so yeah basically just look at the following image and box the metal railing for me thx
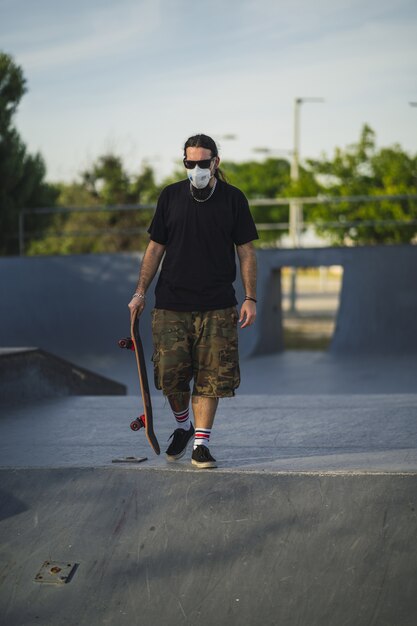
[18,194,417,255]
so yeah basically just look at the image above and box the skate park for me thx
[1,246,417,626]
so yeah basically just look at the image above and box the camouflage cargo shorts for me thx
[151,307,240,398]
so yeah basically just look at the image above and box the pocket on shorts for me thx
[152,309,187,352]
[151,312,193,394]
[218,323,240,392]
[194,308,240,395]
[151,349,162,390]
[155,325,188,354]
[218,346,240,387]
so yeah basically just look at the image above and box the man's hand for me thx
[239,300,256,328]
[128,294,145,321]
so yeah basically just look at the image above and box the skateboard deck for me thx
[118,315,160,455]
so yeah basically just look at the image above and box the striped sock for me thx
[193,428,211,449]
[173,407,191,431]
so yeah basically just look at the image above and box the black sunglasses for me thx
[183,157,214,169]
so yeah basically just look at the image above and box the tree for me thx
[27,155,162,255]
[223,157,321,246]
[307,125,417,244]
[0,51,57,255]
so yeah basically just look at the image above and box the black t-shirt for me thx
[147,178,258,311]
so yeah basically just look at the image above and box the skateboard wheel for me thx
[130,416,146,431]
[118,338,134,350]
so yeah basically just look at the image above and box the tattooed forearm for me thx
[135,240,166,294]
[236,242,257,298]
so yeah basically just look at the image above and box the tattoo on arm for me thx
[136,241,166,294]
[236,242,257,298]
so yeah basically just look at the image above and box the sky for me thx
[1,0,417,184]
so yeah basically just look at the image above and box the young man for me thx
[128,134,258,469]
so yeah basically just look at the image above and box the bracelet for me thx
[132,293,145,300]
[245,296,257,303]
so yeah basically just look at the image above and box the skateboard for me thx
[118,315,160,455]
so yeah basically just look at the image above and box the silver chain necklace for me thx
[190,178,217,202]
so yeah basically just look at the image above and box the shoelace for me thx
[167,427,188,443]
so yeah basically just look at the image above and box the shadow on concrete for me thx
[0,468,416,626]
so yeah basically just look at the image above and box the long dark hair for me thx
[183,134,227,182]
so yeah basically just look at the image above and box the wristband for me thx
[132,293,145,300]
[245,296,257,303]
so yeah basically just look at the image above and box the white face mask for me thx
[187,164,212,189]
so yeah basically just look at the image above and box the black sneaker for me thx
[191,445,217,469]
[166,424,195,461]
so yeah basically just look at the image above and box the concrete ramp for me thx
[1,393,417,625]
[0,347,126,401]
[0,253,249,393]
[0,254,147,390]
[1,246,416,394]
[255,245,417,355]
[1,467,416,626]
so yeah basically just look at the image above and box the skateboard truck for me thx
[118,337,134,351]
[130,415,146,431]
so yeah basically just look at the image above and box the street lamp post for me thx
[289,97,324,246]
[289,97,324,313]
